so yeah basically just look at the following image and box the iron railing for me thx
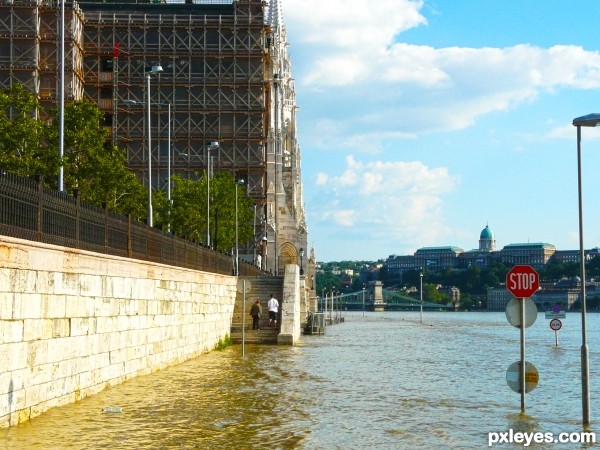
[0,171,267,277]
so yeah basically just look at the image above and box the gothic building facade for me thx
[0,0,309,278]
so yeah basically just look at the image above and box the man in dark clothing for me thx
[250,300,262,330]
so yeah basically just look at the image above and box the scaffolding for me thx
[0,1,85,107]
[80,0,268,203]
[0,0,309,277]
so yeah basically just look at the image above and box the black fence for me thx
[0,171,267,277]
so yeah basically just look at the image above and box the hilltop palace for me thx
[386,225,600,311]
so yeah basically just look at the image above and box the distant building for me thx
[386,224,598,276]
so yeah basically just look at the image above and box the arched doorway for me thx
[278,242,298,273]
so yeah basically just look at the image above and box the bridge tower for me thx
[368,280,385,312]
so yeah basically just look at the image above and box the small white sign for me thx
[549,318,562,331]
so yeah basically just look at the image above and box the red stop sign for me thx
[506,265,539,298]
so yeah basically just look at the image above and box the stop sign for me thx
[506,265,539,298]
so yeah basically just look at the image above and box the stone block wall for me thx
[0,236,237,428]
[278,264,301,345]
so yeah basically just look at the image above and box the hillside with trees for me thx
[317,257,600,311]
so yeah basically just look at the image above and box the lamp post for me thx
[571,113,600,425]
[362,284,366,318]
[235,178,245,276]
[299,247,304,275]
[58,0,65,192]
[145,65,163,227]
[206,141,219,248]
[124,98,171,230]
[165,102,171,232]
[420,269,423,324]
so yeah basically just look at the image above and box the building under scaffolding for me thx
[0,0,312,281]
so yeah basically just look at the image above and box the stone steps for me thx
[230,276,284,344]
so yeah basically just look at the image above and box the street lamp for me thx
[145,65,163,227]
[124,98,171,231]
[362,284,366,318]
[235,178,245,275]
[58,0,65,192]
[420,269,423,324]
[299,247,304,275]
[206,141,219,248]
[571,113,600,425]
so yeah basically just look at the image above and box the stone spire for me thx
[267,0,284,31]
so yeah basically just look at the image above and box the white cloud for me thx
[284,1,600,135]
[311,156,458,250]
[314,172,329,185]
[285,0,426,50]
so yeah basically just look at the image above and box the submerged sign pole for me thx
[520,296,526,411]
[505,265,540,413]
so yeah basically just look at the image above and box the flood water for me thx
[2,311,600,449]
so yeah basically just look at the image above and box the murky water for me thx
[2,311,600,449]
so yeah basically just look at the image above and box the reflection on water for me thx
[1,312,600,449]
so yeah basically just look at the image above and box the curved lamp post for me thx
[235,178,245,275]
[145,65,163,227]
[299,247,304,275]
[124,97,171,230]
[571,113,600,425]
[206,141,219,247]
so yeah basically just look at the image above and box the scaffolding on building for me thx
[0,0,309,277]
[0,0,85,108]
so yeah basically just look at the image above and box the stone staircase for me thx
[230,276,284,344]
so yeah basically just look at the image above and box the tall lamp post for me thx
[299,247,304,275]
[58,0,65,192]
[362,284,366,318]
[206,141,219,248]
[235,178,245,275]
[419,269,424,324]
[145,65,163,227]
[572,113,600,425]
[124,98,171,230]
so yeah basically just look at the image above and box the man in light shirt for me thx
[267,294,279,328]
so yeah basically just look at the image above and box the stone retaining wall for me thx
[0,236,236,428]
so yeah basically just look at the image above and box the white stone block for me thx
[34,271,55,295]
[0,268,11,293]
[0,319,22,344]
[42,294,67,319]
[23,319,52,341]
[11,293,42,320]
[70,317,96,336]
[79,274,103,297]
[60,272,80,295]
[3,342,27,372]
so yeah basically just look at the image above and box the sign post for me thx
[237,279,252,358]
[550,318,562,346]
[505,265,540,413]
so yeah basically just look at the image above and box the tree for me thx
[168,172,254,251]
[45,99,146,216]
[0,84,58,179]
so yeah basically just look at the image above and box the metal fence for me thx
[0,171,267,277]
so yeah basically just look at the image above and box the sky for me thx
[281,0,600,262]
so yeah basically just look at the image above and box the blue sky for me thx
[282,0,600,262]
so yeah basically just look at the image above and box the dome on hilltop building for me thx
[479,225,496,252]
[480,225,494,240]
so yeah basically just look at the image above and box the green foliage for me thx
[168,172,254,250]
[0,84,58,179]
[315,260,376,294]
[0,84,259,246]
[422,283,448,303]
[45,99,147,216]
[214,334,233,351]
